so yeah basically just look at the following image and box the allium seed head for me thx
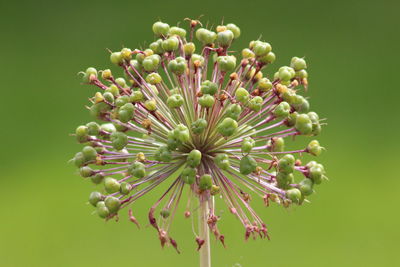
[72,18,327,252]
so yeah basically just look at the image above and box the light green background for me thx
[1,0,399,266]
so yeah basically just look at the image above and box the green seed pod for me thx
[82,146,97,161]
[242,48,255,59]
[295,114,313,135]
[104,177,121,194]
[76,125,89,143]
[290,57,307,71]
[258,52,276,64]
[82,67,97,82]
[128,161,146,178]
[276,172,294,189]
[167,131,183,150]
[235,87,249,103]
[278,154,295,174]
[121,48,132,60]
[308,165,324,184]
[278,66,295,81]
[217,55,237,72]
[286,188,302,203]
[274,102,291,117]
[146,72,162,85]
[130,90,144,102]
[266,137,285,152]
[187,149,202,167]
[299,179,314,196]
[215,153,230,170]
[240,155,257,175]
[217,118,238,137]
[105,84,120,96]
[149,39,165,55]
[96,201,110,218]
[115,77,127,88]
[200,80,218,95]
[115,95,130,107]
[152,21,170,36]
[155,145,172,162]
[241,137,255,154]
[292,95,310,112]
[252,41,272,57]
[226,23,241,39]
[191,54,205,67]
[90,102,111,118]
[296,69,308,79]
[120,182,132,195]
[105,196,121,213]
[307,140,323,156]
[257,78,273,91]
[167,94,184,108]
[199,94,215,108]
[73,152,86,167]
[79,166,93,177]
[183,42,195,55]
[142,54,161,72]
[100,123,116,134]
[286,111,298,127]
[249,96,263,112]
[102,92,114,103]
[91,172,104,184]
[226,104,242,120]
[210,185,221,195]
[110,132,128,150]
[181,167,196,184]
[144,99,157,111]
[195,28,217,45]
[169,26,186,38]
[191,119,207,134]
[168,57,187,75]
[162,36,179,52]
[110,52,123,65]
[172,124,190,143]
[118,103,135,123]
[199,174,212,190]
[160,209,170,218]
[89,191,103,207]
[217,30,234,47]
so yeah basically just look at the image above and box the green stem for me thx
[199,199,211,267]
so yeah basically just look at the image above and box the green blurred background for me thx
[1,0,399,266]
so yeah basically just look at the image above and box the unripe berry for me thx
[187,149,202,167]
[217,30,234,47]
[214,153,230,170]
[235,87,249,103]
[241,137,255,154]
[167,94,184,108]
[217,118,238,137]
[104,177,121,194]
[162,36,179,52]
[240,155,257,175]
[152,21,170,36]
[226,23,241,38]
[295,114,313,135]
[191,119,207,134]
[155,145,172,162]
[96,201,110,218]
[168,57,187,75]
[217,55,237,72]
[195,28,217,45]
[274,102,291,117]
[110,132,128,150]
[128,161,146,178]
[105,196,121,213]
[146,72,162,85]
[89,191,102,207]
[249,96,263,112]
[181,167,196,184]
[200,80,218,95]
[199,94,215,108]
[286,188,302,203]
[199,174,212,190]
[169,26,186,38]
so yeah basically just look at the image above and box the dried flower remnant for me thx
[72,18,327,253]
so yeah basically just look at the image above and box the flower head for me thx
[72,18,326,251]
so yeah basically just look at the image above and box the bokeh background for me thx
[1,0,399,266]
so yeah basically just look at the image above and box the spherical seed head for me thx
[72,18,327,249]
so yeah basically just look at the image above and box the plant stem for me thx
[199,198,211,267]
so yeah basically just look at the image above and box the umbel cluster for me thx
[72,19,326,250]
